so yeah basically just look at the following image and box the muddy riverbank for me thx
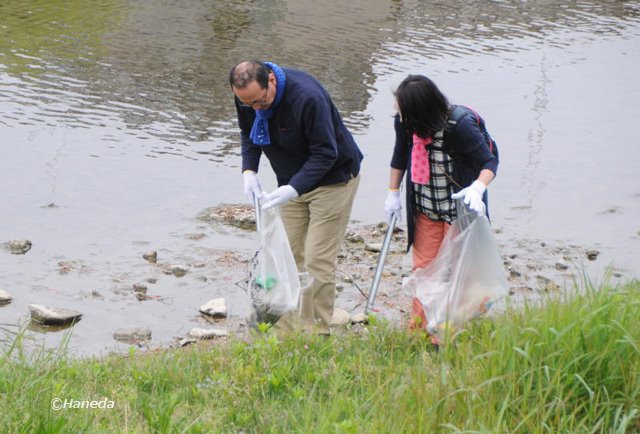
[2,202,625,358]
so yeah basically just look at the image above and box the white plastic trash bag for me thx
[403,200,509,343]
[248,207,301,325]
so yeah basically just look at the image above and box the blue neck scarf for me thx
[249,62,286,145]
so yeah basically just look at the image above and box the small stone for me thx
[199,298,227,318]
[0,290,13,305]
[197,204,255,230]
[392,225,404,234]
[364,242,403,254]
[345,231,364,243]
[586,250,599,261]
[133,284,147,294]
[555,262,569,271]
[350,313,368,324]
[600,207,620,214]
[331,308,351,326]
[169,265,188,277]
[132,284,148,300]
[188,327,229,340]
[142,251,158,263]
[536,275,559,291]
[28,304,82,325]
[536,275,552,284]
[365,243,382,253]
[186,233,206,241]
[58,260,78,274]
[7,240,32,255]
[179,338,197,347]
[113,327,152,343]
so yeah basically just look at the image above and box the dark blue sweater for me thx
[390,105,499,248]
[236,68,363,195]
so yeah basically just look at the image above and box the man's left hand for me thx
[262,185,299,210]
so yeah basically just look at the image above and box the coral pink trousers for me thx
[408,212,450,330]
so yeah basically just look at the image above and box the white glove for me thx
[262,185,299,210]
[451,180,486,216]
[384,189,402,224]
[243,170,262,202]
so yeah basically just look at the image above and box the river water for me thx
[1,0,639,357]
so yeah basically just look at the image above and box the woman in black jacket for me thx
[384,74,499,329]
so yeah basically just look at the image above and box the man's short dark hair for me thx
[229,60,271,89]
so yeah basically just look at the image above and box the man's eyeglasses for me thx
[239,84,269,108]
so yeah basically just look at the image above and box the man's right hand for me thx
[243,170,262,202]
[384,189,402,224]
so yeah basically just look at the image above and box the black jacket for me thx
[236,67,363,195]
[390,105,499,249]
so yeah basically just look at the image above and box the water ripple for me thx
[1,0,639,161]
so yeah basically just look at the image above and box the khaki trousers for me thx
[279,175,360,334]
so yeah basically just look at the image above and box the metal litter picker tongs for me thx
[253,194,262,237]
[364,211,398,315]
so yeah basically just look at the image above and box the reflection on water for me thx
[1,0,638,160]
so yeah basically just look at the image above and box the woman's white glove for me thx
[262,185,299,210]
[451,180,486,216]
[243,170,262,202]
[384,189,402,224]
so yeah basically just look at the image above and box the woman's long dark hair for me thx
[394,75,449,138]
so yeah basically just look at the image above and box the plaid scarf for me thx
[413,130,456,222]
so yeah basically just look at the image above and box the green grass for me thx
[1,279,639,433]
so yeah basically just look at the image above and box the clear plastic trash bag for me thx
[403,199,509,343]
[247,207,301,325]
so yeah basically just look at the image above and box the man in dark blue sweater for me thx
[230,60,363,334]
